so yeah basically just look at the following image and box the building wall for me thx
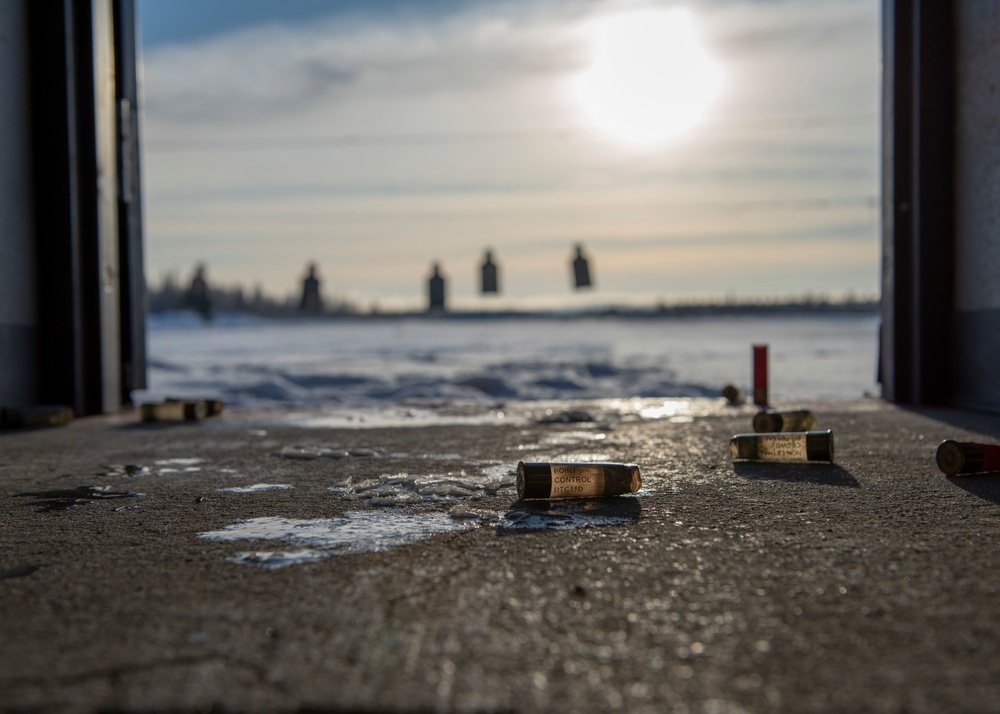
[953,0,1000,409]
[0,0,37,406]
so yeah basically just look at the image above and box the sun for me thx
[575,8,723,144]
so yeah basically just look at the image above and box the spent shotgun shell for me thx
[935,440,1000,476]
[721,384,743,405]
[753,409,817,433]
[169,396,224,416]
[752,344,768,407]
[517,461,642,500]
[139,400,207,422]
[0,405,74,429]
[730,430,834,463]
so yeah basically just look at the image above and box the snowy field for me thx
[142,312,880,407]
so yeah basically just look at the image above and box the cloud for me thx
[142,3,589,124]
[711,3,876,54]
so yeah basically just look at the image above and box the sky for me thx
[138,0,880,311]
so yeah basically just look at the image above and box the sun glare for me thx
[576,8,723,144]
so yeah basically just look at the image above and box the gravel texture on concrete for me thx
[2,398,1000,713]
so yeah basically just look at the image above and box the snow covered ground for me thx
[141,312,879,407]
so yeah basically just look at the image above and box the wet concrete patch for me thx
[552,452,614,463]
[0,564,40,580]
[273,446,389,460]
[227,550,329,569]
[498,498,642,533]
[506,428,609,454]
[270,404,527,430]
[103,464,151,477]
[536,409,595,424]
[539,430,608,446]
[200,511,477,566]
[638,400,695,421]
[15,486,144,513]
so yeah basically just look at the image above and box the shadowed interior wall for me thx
[953,1,1000,411]
[0,0,37,406]
[24,0,145,416]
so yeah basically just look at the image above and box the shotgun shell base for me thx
[721,385,743,405]
[517,462,642,500]
[936,440,1000,476]
[753,409,817,433]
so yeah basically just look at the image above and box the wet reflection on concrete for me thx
[227,549,330,569]
[153,458,205,474]
[733,462,859,488]
[102,464,151,477]
[273,446,388,460]
[0,564,40,580]
[15,486,145,513]
[498,498,642,533]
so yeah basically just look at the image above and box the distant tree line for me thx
[146,268,878,320]
[147,270,362,318]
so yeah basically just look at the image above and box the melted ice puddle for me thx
[227,550,329,569]
[200,511,476,567]
[154,457,206,474]
[217,484,293,493]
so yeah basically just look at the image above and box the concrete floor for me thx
[2,398,1000,713]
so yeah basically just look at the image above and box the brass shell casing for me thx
[168,396,224,416]
[0,405,74,429]
[139,400,207,422]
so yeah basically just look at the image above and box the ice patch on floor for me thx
[273,405,525,430]
[152,457,206,474]
[103,464,152,477]
[332,466,517,505]
[200,511,477,563]
[539,430,608,446]
[550,452,614,463]
[217,484,293,493]
[227,550,329,569]
[273,445,387,460]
